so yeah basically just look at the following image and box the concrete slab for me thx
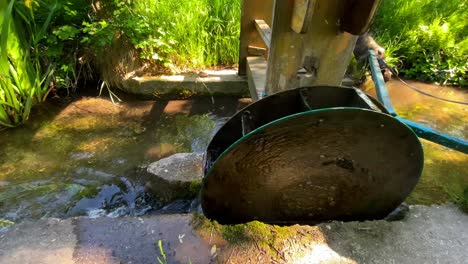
[74,215,212,264]
[120,70,249,98]
[0,218,75,264]
[0,205,466,264]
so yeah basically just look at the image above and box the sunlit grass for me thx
[131,0,240,69]
[0,0,56,127]
[372,0,468,85]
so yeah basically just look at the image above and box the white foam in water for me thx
[107,207,129,218]
[87,209,107,218]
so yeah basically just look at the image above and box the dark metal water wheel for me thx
[202,86,423,225]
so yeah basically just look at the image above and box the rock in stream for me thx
[145,153,204,202]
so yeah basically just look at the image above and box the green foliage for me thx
[0,0,55,127]
[462,187,468,213]
[372,0,468,86]
[157,240,167,264]
[64,0,240,70]
[37,0,90,91]
[0,219,15,228]
[97,0,241,68]
[32,0,240,90]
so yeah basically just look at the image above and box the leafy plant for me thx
[82,0,240,69]
[157,240,167,264]
[372,0,468,86]
[0,0,56,127]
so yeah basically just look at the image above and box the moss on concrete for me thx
[461,187,468,213]
[192,214,315,261]
[188,180,202,198]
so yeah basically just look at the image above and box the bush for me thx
[41,0,240,88]
[0,0,55,127]
[372,0,468,86]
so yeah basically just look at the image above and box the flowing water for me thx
[0,80,467,225]
[362,79,468,206]
[0,94,250,223]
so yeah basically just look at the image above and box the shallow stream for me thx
[362,79,467,205]
[0,80,467,224]
[0,95,250,222]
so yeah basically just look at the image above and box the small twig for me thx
[209,226,214,244]
[253,239,264,254]
[269,244,287,263]
[225,248,235,264]
[73,104,95,113]
[270,258,280,264]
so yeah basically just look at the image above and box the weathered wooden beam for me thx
[254,19,272,48]
[238,0,274,76]
[341,0,381,35]
[246,56,267,101]
[248,45,267,56]
[290,0,317,33]
[265,0,360,94]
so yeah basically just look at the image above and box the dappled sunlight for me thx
[164,100,193,115]
[407,140,468,205]
[145,143,179,160]
[194,218,359,263]
[0,96,239,221]
[423,139,468,163]
[0,248,75,264]
[363,79,467,139]
[76,136,115,153]
[197,76,222,82]
[159,75,185,82]
[297,244,357,264]
[362,79,467,205]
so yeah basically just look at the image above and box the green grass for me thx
[135,0,240,69]
[81,0,240,70]
[372,0,468,85]
[0,0,55,127]
[137,0,241,68]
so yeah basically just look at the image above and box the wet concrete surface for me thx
[0,218,75,264]
[0,204,466,264]
[73,215,213,264]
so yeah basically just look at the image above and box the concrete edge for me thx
[119,70,249,98]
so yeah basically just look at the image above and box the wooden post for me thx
[265,0,361,95]
[238,0,274,75]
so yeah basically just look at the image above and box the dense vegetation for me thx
[0,0,240,126]
[372,0,468,86]
[1,0,467,126]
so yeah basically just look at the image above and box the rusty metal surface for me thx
[202,86,423,225]
[204,86,389,169]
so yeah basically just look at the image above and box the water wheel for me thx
[202,86,423,224]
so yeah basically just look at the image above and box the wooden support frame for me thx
[240,0,381,98]
[254,19,272,48]
[265,0,359,95]
[290,0,316,33]
[238,0,274,75]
